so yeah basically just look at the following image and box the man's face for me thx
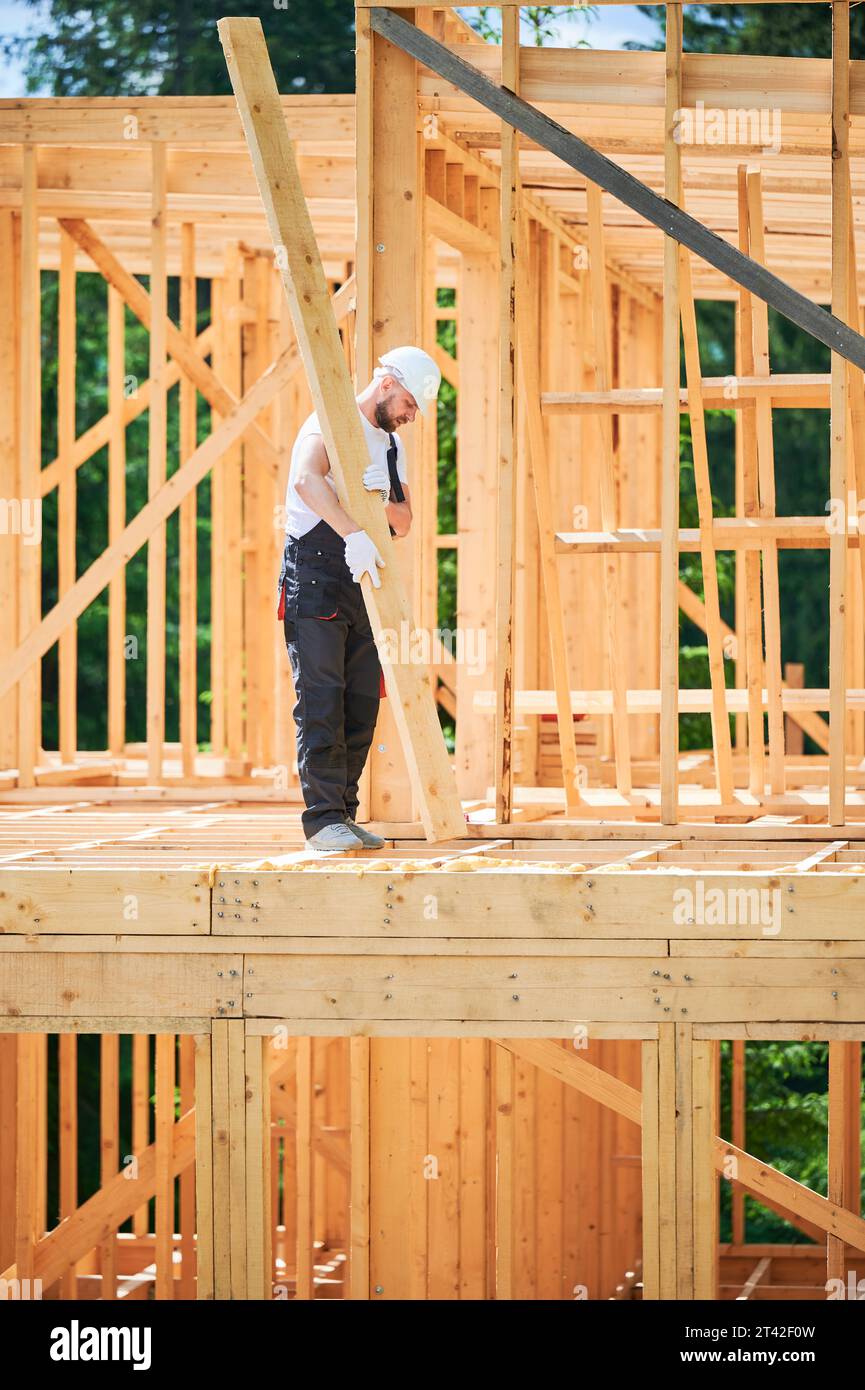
[374,377,419,431]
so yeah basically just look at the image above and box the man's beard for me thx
[374,399,400,432]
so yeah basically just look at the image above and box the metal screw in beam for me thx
[217,971,223,978]
[512,994,520,1001]
[376,244,385,253]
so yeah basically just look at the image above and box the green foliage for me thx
[468,6,597,47]
[719,1042,864,1242]
[3,0,356,96]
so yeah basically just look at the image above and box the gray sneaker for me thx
[344,817,385,850]
[307,822,365,853]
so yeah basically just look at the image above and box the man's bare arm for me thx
[293,434,362,538]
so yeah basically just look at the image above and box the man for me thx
[278,346,442,852]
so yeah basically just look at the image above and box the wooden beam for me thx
[737,166,768,796]
[146,143,168,783]
[179,223,197,779]
[57,225,77,765]
[661,6,682,822]
[494,5,519,823]
[218,16,464,842]
[587,185,633,796]
[515,217,581,813]
[18,146,40,788]
[107,287,126,758]
[678,241,734,801]
[831,2,851,824]
[746,171,786,796]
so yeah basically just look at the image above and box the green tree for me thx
[634,3,865,58]
[3,0,356,95]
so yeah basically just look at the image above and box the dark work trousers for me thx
[278,520,382,839]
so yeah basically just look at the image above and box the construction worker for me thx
[278,346,442,852]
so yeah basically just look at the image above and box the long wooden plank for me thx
[494,6,519,824]
[99,1032,120,1299]
[586,185,633,797]
[736,167,767,794]
[18,146,40,788]
[147,144,168,783]
[0,210,19,773]
[107,287,126,758]
[498,1037,640,1124]
[678,244,734,801]
[179,223,197,779]
[692,1039,719,1299]
[295,1035,313,1299]
[746,171,786,795]
[193,1034,214,1299]
[58,1033,77,1298]
[369,7,865,372]
[660,7,682,823]
[514,218,581,813]
[640,1040,660,1299]
[218,16,463,842]
[154,1032,175,1298]
[494,1042,514,1298]
[349,1036,370,1299]
[57,226,77,765]
[830,2,851,824]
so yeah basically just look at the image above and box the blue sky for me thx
[0,2,659,97]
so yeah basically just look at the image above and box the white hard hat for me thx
[376,345,441,417]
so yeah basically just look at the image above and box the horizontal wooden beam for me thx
[371,7,865,371]
[473,687,865,714]
[555,519,856,552]
[543,376,832,414]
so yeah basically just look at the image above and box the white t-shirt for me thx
[284,404,408,539]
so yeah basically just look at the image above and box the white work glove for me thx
[344,530,385,588]
[363,460,390,502]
